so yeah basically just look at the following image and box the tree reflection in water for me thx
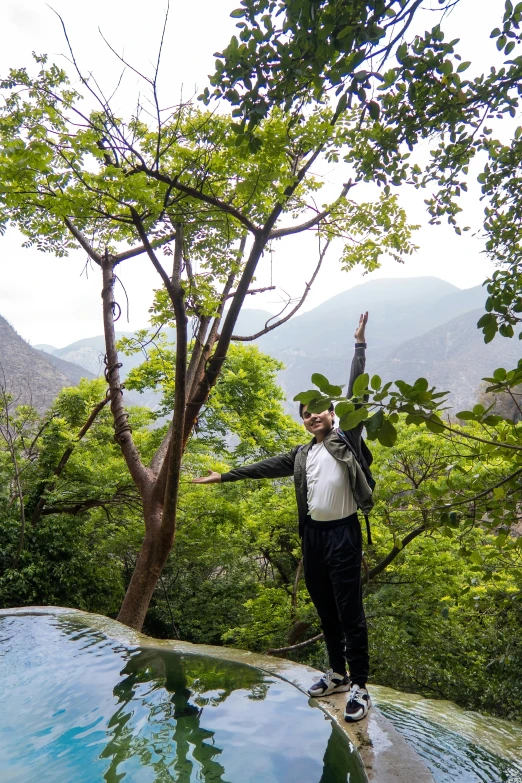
[99,650,269,782]
[98,648,356,783]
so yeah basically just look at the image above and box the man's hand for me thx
[192,470,221,484]
[354,311,368,343]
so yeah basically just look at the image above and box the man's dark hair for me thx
[299,402,335,418]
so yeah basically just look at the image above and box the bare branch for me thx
[266,633,324,656]
[266,523,428,656]
[113,231,176,265]
[134,165,260,235]
[225,285,275,300]
[130,207,176,301]
[153,226,188,533]
[182,235,251,444]
[231,238,331,341]
[63,218,103,265]
[432,467,522,511]
[268,182,352,239]
[366,525,426,581]
[420,414,522,452]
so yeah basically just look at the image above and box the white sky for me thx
[0,0,513,347]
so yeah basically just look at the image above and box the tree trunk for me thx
[116,503,172,630]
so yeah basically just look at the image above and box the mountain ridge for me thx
[0,315,96,411]
[31,277,511,414]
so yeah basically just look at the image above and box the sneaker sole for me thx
[308,683,352,698]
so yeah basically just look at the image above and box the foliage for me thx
[209,0,522,350]
[205,0,458,142]
[124,340,303,458]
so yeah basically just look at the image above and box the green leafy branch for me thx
[293,363,522,453]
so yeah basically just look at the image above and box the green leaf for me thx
[335,401,355,417]
[413,377,429,392]
[370,374,382,391]
[293,390,321,403]
[493,367,507,381]
[352,373,369,397]
[484,326,497,344]
[365,408,384,436]
[337,24,353,40]
[483,414,503,425]
[425,414,444,433]
[499,323,514,338]
[230,9,246,18]
[457,61,471,72]
[339,407,368,430]
[306,397,333,414]
[311,373,329,391]
[335,93,348,115]
[311,373,342,396]
[456,411,476,421]
[377,418,397,447]
[441,607,450,619]
[395,380,412,395]
[477,313,495,328]
[368,100,380,120]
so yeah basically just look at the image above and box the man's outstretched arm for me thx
[192,449,298,485]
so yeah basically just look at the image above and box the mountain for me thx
[378,309,522,412]
[32,277,518,415]
[36,331,172,412]
[258,277,461,365]
[0,315,96,411]
[36,332,136,377]
[252,278,496,410]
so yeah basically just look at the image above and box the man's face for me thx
[302,405,335,438]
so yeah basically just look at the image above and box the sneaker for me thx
[308,669,351,698]
[344,684,371,722]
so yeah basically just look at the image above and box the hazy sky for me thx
[0,0,511,347]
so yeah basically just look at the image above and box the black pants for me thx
[302,513,369,686]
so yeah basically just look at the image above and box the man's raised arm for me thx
[347,311,368,399]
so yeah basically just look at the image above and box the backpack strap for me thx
[363,513,373,547]
[336,428,374,546]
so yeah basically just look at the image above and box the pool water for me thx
[0,613,364,783]
[375,697,522,783]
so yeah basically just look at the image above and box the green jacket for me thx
[221,344,374,528]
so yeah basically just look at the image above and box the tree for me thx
[0,15,421,629]
[0,370,41,566]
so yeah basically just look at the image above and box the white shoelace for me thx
[314,668,334,687]
[346,684,363,703]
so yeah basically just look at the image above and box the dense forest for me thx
[0,0,521,728]
[1,341,521,721]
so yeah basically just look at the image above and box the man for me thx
[193,313,373,722]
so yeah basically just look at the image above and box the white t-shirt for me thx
[306,442,357,521]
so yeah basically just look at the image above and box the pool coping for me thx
[0,606,434,783]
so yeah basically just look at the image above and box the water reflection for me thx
[0,614,363,783]
[99,648,265,782]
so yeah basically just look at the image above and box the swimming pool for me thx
[0,611,365,782]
